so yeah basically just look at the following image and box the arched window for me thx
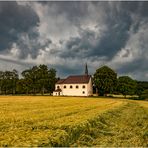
[76,85,79,89]
[57,86,60,89]
[64,85,66,88]
[82,91,85,94]
[70,85,73,89]
[82,85,85,89]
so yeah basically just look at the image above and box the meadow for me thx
[0,96,147,147]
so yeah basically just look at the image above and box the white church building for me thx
[53,64,93,96]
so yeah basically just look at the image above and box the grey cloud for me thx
[52,1,148,80]
[0,1,51,59]
[119,1,148,18]
[55,64,84,78]
[0,57,31,67]
[40,1,90,24]
[116,57,148,81]
[0,2,39,50]
[57,10,132,60]
[121,49,130,58]
[0,1,148,80]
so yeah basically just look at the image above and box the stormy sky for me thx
[0,1,148,80]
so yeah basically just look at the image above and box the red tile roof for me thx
[56,75,91,84]
[56,79,66,84]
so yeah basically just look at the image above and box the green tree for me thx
[0,71,4,95]
[12,69,19,94]
[3,71,13,94]
[141,89,148,99]
[38,64,49,95]
[94,66,117,96]
[16,79,30,94]
[117,76,137,98]
[21,65,57,95]
[135,81,144,98]
[22,69,33,94]
[48,68,57,95]
[0,70,18,95]
[21,66,39,95]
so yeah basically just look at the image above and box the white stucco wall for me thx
[86,77,93,96]
[62,84,87,96]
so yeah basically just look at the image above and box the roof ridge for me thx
[56,74,91,84]
[68,74,91,77]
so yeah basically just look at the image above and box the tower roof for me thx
[85,63,88,75]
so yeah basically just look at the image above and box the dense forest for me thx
[0,65,57,95]
[0,65,148,99]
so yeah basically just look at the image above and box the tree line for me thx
[93,66,148,99]
[0,65,57,95]
[0,64,147,99]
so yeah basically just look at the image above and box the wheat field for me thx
[0,96,147,147]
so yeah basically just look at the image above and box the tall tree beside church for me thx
[48,68,57,95]
[94,66,117,96]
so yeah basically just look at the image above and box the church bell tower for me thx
[85,63,88,75]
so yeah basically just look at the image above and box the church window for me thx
[82,91,85,94]
[70,85,73,89]
[82,85,85,88]
[57,86,60,89]
[76,85,79,89]
[64,85,66,88]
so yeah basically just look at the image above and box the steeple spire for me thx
[85,63,88,75]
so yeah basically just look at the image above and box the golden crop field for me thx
[0,96,147,147]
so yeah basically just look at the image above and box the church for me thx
[53,64,93,96]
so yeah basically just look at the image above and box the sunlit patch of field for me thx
[0,96,147,147]
[134,100,148,108]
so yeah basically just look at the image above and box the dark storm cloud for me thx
[0,1,52,59]
[54,2,148,59]
[0,2,39,50]
[118,58,147,74]
[40,1,89,23]
[55,64,83,78]
[59,29,98,59]
[119,1,148,18]
[49,1,148,80]
[57,2,133,60]
[0,1,148,80]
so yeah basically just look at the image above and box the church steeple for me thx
[85,63,88,75]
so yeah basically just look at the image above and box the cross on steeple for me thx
[85,63,88,75]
